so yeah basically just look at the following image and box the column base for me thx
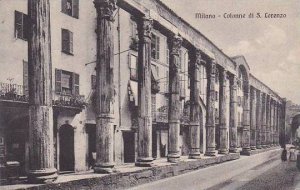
[229,147,238,153]
[135,157,153,167]
[167,153,181,163]
[205,149,217,157]
[256,145,262,149]
[189,152,201,159]
[218,149,229,154]
[241,147,251,156]
[250,146,257,150]
[27,168,57,184]
[94,163,115,174]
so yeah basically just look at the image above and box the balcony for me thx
[0,82,28,103]
[0,82,86,111]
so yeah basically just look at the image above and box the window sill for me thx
[62,51,74,56]
[61,11,79,19]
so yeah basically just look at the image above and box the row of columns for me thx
[249,88,282,150]
[26,0,285,183]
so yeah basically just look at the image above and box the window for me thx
[129,54,138,81]
[151,33,160,60]
[215,91,218,101]
[62,0,79,18]
[91,75,96,90]
[215,108,219,122]
[129,20,138,51]
[15,11,28,40]
[62,29,73,55]
[55,69,79,95]
[165,70,169,93]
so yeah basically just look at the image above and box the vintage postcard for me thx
[0,0,299,189]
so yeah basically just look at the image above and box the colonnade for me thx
[26,0,285,183]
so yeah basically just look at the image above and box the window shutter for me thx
[15,11,23,39]
[62,29,68,53]
[23,14,29,40]
[55,69,62,93]
[23,60,29,97]
[62,0,67,13]
[72,0,79,18]
[156,36,160,60]
[72,73,79,95]
[69,30,73,54]
[91,75,96,90]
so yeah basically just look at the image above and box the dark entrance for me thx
[86,124,96,169]
[123,131,135,163]
[59,124,74,172]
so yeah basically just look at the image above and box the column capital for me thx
[94,0,116,21]
[170,34,183,56]
[140,16,153,42]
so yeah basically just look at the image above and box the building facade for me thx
[0,0,286,183]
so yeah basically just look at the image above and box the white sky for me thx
[161,0,300,104]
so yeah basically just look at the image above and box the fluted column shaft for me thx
[256,91,262,149]
[135,17,154,166]
[265,95,270,146]
[261,94,267,148]
[28,0,57,183]
[189,49,202,159]
[94,0,116,173]
[205,60,217,156]
[229,76,238,153]
[219,69,229,154]
[241,83,251,155]
[168,35,182,162]
[270,99,274,146]
[250,88,257,150]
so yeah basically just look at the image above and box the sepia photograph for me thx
[0,0,299,189]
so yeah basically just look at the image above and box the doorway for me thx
[123,131,135,163]
[59,124,74,172]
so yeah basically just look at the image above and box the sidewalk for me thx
[1,147,281,190]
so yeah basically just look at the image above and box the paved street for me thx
[130,150,300,190]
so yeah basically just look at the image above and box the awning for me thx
[128,81,138,106]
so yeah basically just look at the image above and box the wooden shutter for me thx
[15,11,23,39]
[23,60,29,96]
[91,75,96,90]
[72,0,79,18]
[55,69,62,93]
[23,14,29,40]
[69,30,73,54]
[62,29,68,53]
[62,0,67,14]
[72,73,79,95]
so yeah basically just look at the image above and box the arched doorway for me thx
[291,114,300,143]
[59,124,74,172]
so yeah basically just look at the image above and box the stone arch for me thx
[59,124,75,172]
[291,114,300,141]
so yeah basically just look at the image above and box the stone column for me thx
[256,90,262,149]
[261,94,267,148]
[27,0,57,183]
[94,0,116,173]
[277,103,280,145]
[205,60,217,156]
[250,87,256,150]
[274,102,278,145]
[265,95,270,147]
[135,17,154,166]
[218,69,229,154]
[270,99,274,146]
[189,49,202,159]
[168,34,182,162]
[229,75,238,153]
[241,83,251,155]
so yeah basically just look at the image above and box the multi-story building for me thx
[0,0,286,183]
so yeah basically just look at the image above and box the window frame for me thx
[61,0,79,19]
[61,28,74,55]
[15,10,28,41]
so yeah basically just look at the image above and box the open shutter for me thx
[23,14,29,40]
[72,73,79,95]
[62,29,68,53]
[15,11,23,39]
[72,0,79,18]
[23,60,29,96]
[91,75,96,90]
[69,30,73,54]
[55,69,62,94]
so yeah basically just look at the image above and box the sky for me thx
[161,0,300,104]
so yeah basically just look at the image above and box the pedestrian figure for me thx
[281,148,287,161]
